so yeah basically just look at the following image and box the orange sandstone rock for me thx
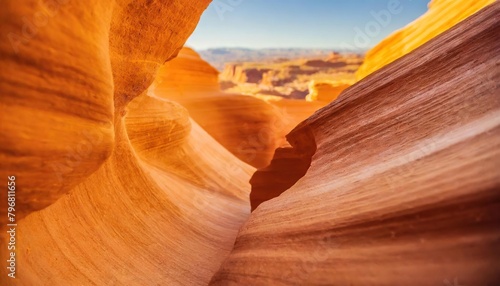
[0,0,211,220]
[153,47,220,99]
[306,80,353,102]
[220,54,363,100]
[356,0,496,79]
[0,0,261,285]
[152,47,326,168]
[214,4,500,285]
[10,101,252,284]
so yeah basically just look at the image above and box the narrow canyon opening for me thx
[1,0,498,285]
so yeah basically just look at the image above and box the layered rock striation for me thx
[153,47,326,168]
[215,3,500,284]
[0,0,211,221]
[356,0,496,79]
[1,0,498,285]
[0,0,259,285]
[220,54,363,100]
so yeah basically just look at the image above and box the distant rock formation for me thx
[220,54,363,100]
[153,47,326,168]
[326,51,342,62]
[356,0,495,79]
[216,4,500,284]
[304,59,347,69]
[220,64,270,84]
[199,48,341,71]
[306,80,353,102]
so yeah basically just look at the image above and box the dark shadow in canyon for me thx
[250,125,317,211]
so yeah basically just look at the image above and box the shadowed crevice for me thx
[249,125,317,211]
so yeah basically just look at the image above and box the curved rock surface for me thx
[153,47,326,168]
[356,0,495,79]
[0,0,210,221]
[5,94,253,285]
[215,4,500,285]
[0,0,258,285]
[153,47,220,98]
[1,0,498,285]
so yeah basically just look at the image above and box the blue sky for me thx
[186,0,430,50]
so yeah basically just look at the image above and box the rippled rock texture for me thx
[0,0,258,285]
[219,3,500,284]
[153,47,325,168]
[1,0,498,285]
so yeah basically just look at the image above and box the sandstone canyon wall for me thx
[216,3,500,284]
[356,0,496,79]
[152,47,326,168]
[0,0,498,285]
[0,0,260,285]
[0,0,210,221]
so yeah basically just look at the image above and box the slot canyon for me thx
[0,0,499,285]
